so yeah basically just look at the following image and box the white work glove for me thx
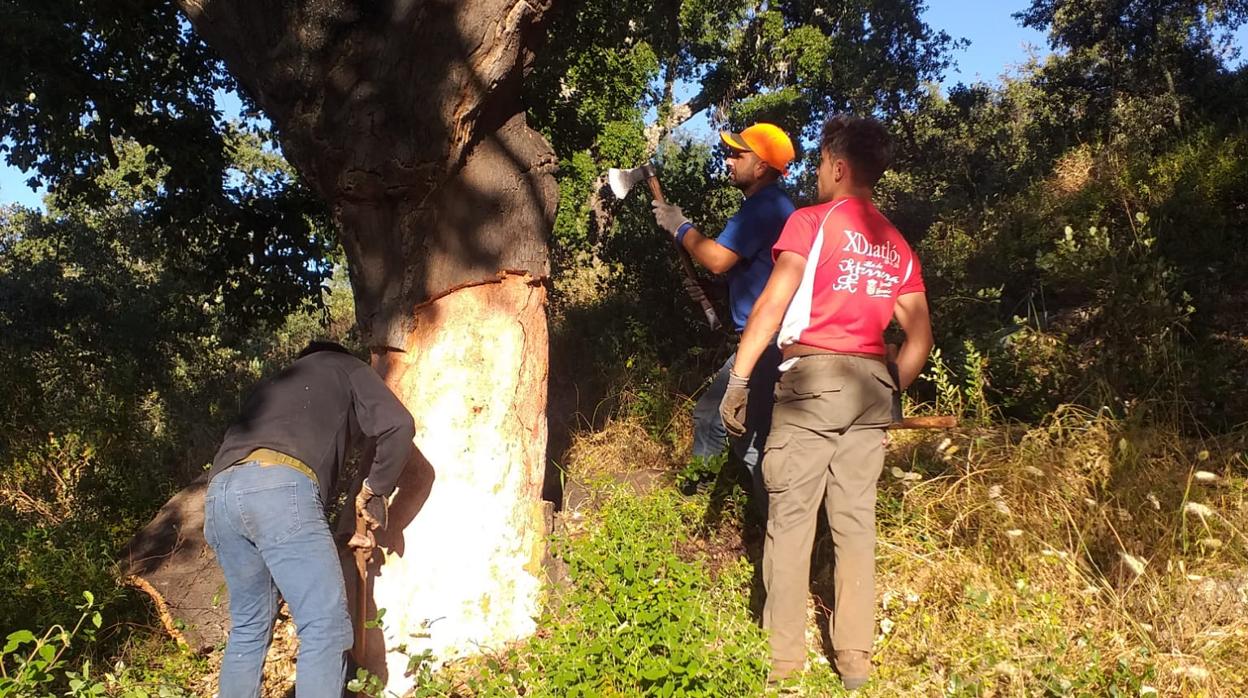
[652,200,691,236]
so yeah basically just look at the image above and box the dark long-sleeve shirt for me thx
[210,350,415,502]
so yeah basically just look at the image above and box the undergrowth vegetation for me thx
[343,390,1248,697]
[4,0,1248,695]
[865,407,1248,696]
[448,487,769,697]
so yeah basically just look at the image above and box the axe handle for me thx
[351,509,370,665]
[646,175,722,330]
[888,416,959,429]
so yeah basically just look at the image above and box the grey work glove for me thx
[355,480,388,532]
[720,371,750,438]
[652,200,691,236]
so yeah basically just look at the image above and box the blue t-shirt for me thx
[716,183,796,331]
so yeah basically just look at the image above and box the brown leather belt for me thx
[781,343,886,364]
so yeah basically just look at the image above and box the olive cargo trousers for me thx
[761,354,895,668]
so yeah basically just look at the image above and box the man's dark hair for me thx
[819,115,893,187]
[297,340,354,359]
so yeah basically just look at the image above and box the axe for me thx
[348,508,372,665]
[607,163,722,330]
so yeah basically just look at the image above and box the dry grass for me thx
[558,401,1248,696]
[856,406,1248,696]
[562,417,674,480]
[1050,145,1096,196]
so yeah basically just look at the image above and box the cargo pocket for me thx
[774,364,844,404]
[762,431,796,493]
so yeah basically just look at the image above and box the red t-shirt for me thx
[772,196,925,355]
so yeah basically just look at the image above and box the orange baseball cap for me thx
[720,123,796,175]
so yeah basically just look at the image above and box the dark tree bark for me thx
[177,0,557,347]
[126,1,559,691]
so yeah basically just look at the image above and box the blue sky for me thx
[928,2,1048,85]
[2,3,1242,209]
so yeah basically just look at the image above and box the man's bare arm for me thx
[892,292,934,389]
[731,251,806,377]
[681,226,741,274]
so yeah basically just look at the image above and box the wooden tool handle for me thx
[888,415,959,429]
[646,175,722,330]
[351,508,370,664]
[646,174,666,204]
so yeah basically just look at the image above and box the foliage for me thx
[0,0,228,201]
[676,452,729,492]
[432,486,769,697]
[385,402,1248,697]
[1,592,103,697]
[0,2,335,328]
[517,489,767,696]
[346,616,443,698]
[1016,0,1248,134]
[0,592,195,698]
[882,36,1248,422]
[913,343,994,426]
[0,3,336,668]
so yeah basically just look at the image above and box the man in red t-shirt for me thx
[720,115,934,689]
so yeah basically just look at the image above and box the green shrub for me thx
[460,487,768,697]
[0,592,194,698]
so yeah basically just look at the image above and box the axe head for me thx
[607,163,656,199]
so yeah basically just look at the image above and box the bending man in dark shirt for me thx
[205,341,415,698]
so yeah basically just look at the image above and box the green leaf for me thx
[3,629,36,653]
[641,663,669,681]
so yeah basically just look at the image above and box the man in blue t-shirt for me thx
[652,123,796,514]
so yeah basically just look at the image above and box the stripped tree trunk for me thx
[125,0,558,692]
[352,275,550,685]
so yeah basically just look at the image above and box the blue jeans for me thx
[204,462,353,698]
[692,344,782,511]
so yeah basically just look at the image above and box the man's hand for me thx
[347,529,375,551]
[886,343,903,424]
[720,371,750,438]
[652,200,691,236]
[355,481,388,531]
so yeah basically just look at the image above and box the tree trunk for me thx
[125,0,560,691]
[349,275,551,689]
[172,0,557,342]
